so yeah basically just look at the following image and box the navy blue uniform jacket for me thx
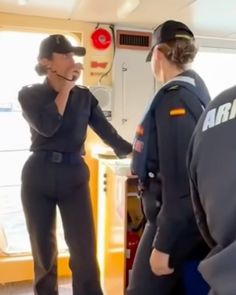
[132,70,210,253]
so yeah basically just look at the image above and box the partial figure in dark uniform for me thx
[18,34,132,295]
[126,20,211,295]
[187,85,236,295]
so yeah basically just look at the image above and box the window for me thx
[0,31,82,255]
[193,47,236,98]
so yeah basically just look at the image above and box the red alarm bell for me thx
[91,28,112,50]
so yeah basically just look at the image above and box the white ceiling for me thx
[1,0,236,40]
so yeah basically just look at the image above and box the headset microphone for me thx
[47,67,77,81]
[55,73,77,82]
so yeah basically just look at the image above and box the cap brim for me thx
[73,46,86,57]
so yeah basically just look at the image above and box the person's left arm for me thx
[150,89,199,275]
[89,93,132,158]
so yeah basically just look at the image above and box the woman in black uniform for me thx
[127,20,210,295]
[18,34,132,295]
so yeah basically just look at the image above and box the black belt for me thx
[33,150,83,164]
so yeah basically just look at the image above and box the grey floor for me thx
[0,278,72,295]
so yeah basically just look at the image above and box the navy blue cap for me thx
[146,20,194,62]
[38,34,86,59]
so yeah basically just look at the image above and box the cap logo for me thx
[175,34,192,40]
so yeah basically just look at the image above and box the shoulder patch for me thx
[23,83,42,89]
[77,85,89,90]
[20,84,40,92]
[25,84,34,88]
[166,85,180,92]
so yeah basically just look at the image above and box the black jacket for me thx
[187,85,236,295]
[18,81,132,157]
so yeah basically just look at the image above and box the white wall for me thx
[111,48,155,142]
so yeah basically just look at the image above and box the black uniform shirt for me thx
[187,85,236,295]
[18,81,132,157]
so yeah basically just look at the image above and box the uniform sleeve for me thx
[187,133,216,248]
[18,86,62,137]
[153,89,200,253]
[89,94,132,158]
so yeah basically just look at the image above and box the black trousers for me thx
[21,153,103,295]
[126,182,209,295]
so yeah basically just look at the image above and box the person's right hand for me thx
[126,152,133,158]
[150,248,174,276]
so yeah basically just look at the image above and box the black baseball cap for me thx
[38,34,86,59]
[146,20,194,62]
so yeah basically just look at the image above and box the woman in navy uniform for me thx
[127,20,210,295]
[187,85,236,295]
[18,34,132,295]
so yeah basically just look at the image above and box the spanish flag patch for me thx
[169,108,186,116]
